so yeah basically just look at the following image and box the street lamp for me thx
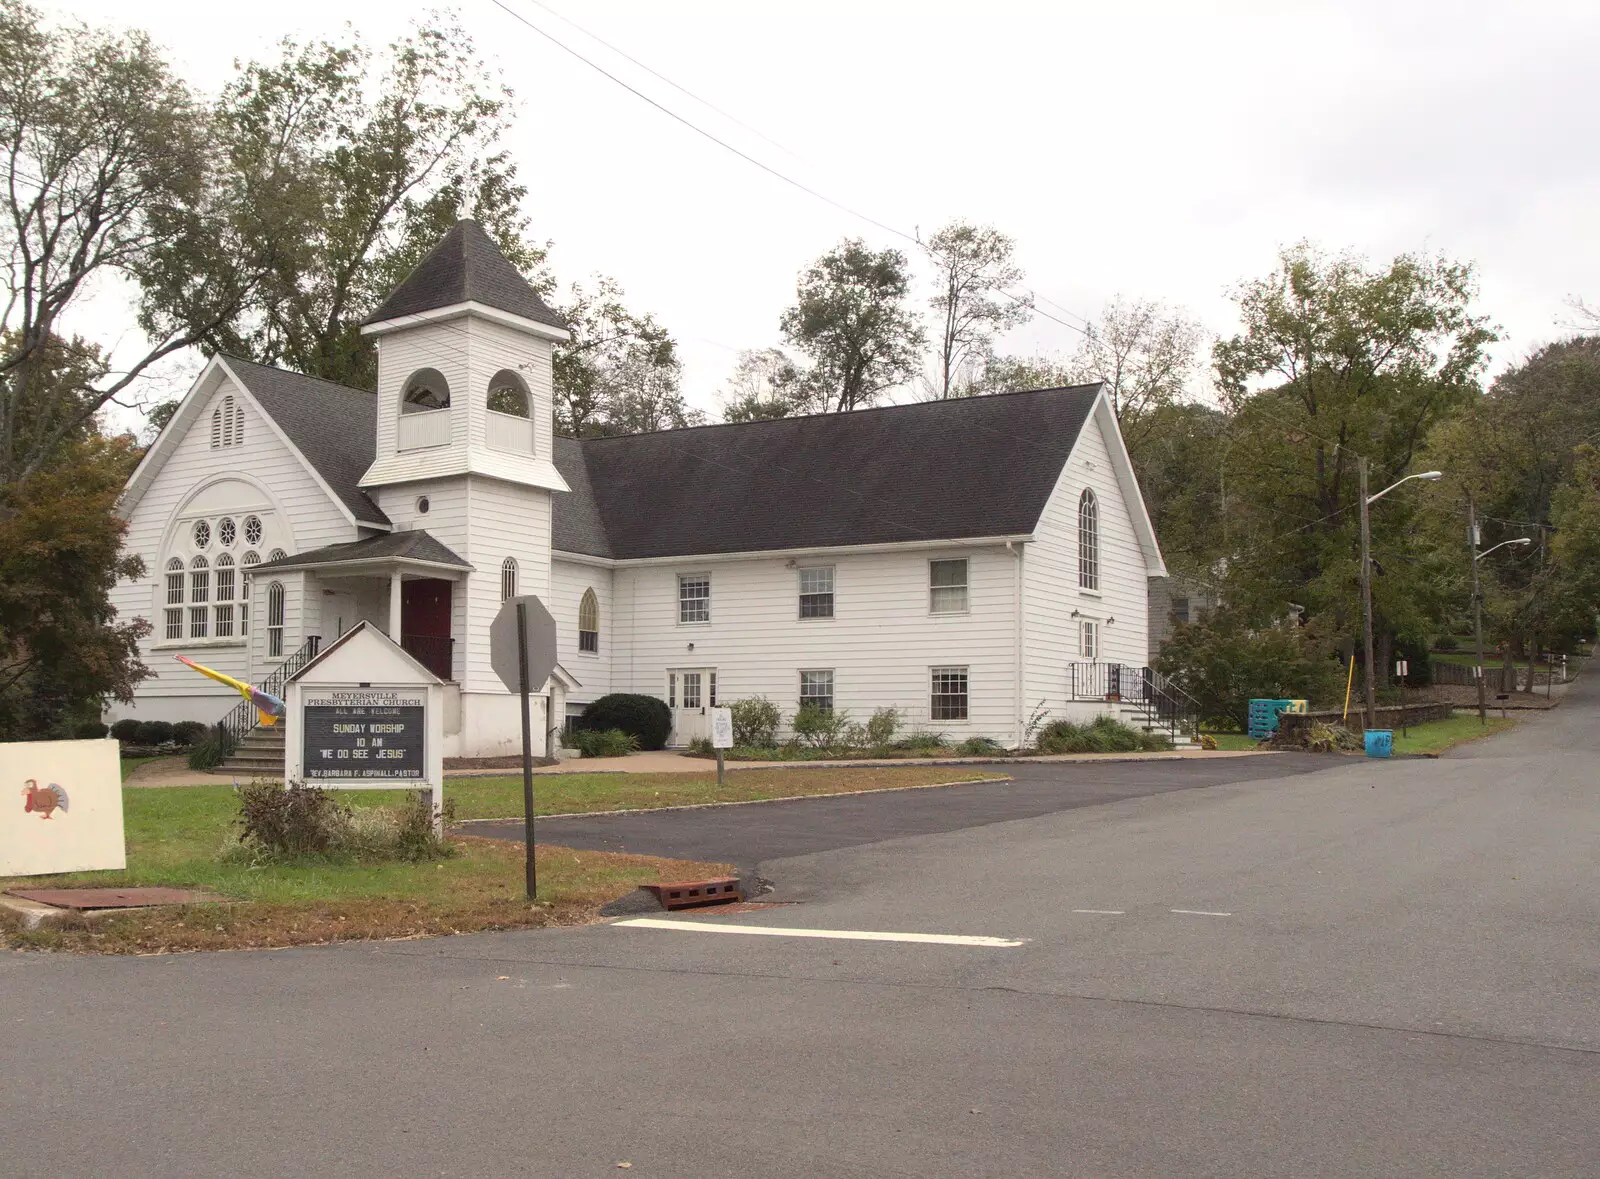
[1359,463,1443,729]
[1466,512,1533,724]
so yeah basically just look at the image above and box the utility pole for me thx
[1359,457,1378,729]
[1468,496,1488,725]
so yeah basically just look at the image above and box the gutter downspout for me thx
[1008,540,1024,749]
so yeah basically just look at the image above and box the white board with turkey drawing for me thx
[0,738,125,876]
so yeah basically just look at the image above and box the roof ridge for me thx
[566,381,1104,446]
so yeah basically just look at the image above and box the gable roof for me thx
[252,529,471,573]
[557,384,1103,559]
[219,356,390,527]
[362,219,566,331]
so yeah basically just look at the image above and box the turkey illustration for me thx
[22,780,68,820]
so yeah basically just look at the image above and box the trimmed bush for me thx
[1036,715,1169,754]
[573,727,639,758]
[74,721,110,739]
[791,703,850,751]
[578,693,671,750]
[110,718,142,743]
[729,696,780,748]
[957,735,1005,757]
[171,720,208,747]
[135,719,175,747]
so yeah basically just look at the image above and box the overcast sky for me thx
[43,0,1600,420]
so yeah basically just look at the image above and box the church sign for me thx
[284,622,446,832]
[300,689,426,780]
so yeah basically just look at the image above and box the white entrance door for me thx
[321,591,358,644]
[668,668,717,745]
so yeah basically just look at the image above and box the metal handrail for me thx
[1067,662,1202,742]
[217,636,321,747]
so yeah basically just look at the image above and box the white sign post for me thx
[284,623,446,833]
[709,706,733,786]
[1,738,124,876]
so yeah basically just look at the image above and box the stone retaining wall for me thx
[1277,702,1455,738]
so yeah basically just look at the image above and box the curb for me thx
[454,773,1015,825]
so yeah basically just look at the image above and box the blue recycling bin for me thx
[1364,729,1393,758]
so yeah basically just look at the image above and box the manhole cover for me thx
[6,887,223,910]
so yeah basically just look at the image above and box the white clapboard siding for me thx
[109,374,358,720]
[609,545,1019,742]
[1022,406,1152,720]
[551,558,614,702]
[460,476,553,692]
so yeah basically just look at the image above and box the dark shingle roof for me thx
[551,436,614,558]
[253,529,471,572]
[362,219,566,331]
[222,356,390,527]
[557,384,1102,559]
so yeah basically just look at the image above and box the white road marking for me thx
[1072,909,1125,915]
[1171,909,1233,917]
[612,917,1026,947]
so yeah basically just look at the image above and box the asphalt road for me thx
[4,697,1597,1177]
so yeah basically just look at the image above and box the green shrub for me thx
[729,696,781,747]
[888,730,947,752]
[235,781,348,858]
[578,693,671,750]
[957,735,1005,757]
[109,718,141,743]
[135,719,175,746]
[573,727,638,758]
[171,720,208,747]
[1433,634,1459,652]
[187,722,235,770]
[1155,607,1343,732]
[1036,715,1170,754]
[685,736,715,756]
[791,703,851,750]
[865,706,901,747]
[74,721,110,739]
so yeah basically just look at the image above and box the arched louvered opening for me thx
[210,395,244,448]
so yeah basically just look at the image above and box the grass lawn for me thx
[1390,712,1516,756]
[1201,732,1261,751]
[1,784,730,955]
[433,765,1007,820]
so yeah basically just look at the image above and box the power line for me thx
[488,0,1091,340]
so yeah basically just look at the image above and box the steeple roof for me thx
[362,219,566,331]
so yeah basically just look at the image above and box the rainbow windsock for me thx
[174,655,287,726]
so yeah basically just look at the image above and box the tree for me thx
[166,19,533,391]
[1154,608,1344,732]
[0,0,259,488]
[921,220,1031,398]
[719,348,815,422]
[963,353,1077,396]
[780,239,924,412]
[1208,244,1495,659]
[1069,297,1205,459]
[553,276,697,437]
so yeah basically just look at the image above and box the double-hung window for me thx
[930,558,968,614]
[678,574,710,623]
[798,566,835,619]
[1079,620,1099,660]
[931,666,969,721]
[799,669,834,712]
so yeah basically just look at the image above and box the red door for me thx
[401,578,453,680]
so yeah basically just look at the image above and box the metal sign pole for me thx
[517,602,536,900]
[716,748,725,788]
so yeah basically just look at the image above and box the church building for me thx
[110,220,1171,757]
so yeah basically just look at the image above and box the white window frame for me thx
[1078,489,1100,593]
[678,573,711,624]
[578,588,599,654]
[501,557,518,602]
[929,558,969,615]
[798,565,835,620]
[267,581,286,658]
[931,666,969,721]
[799,669,834,712]
[681,670,703,709]
[1079,620,1099,660]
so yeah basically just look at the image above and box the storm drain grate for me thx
[6,887,224,910]
[639,878,742,910]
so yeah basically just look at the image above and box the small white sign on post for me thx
[1395,659,1409,678]
[1,738,124,876]
[709,707,734,750]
